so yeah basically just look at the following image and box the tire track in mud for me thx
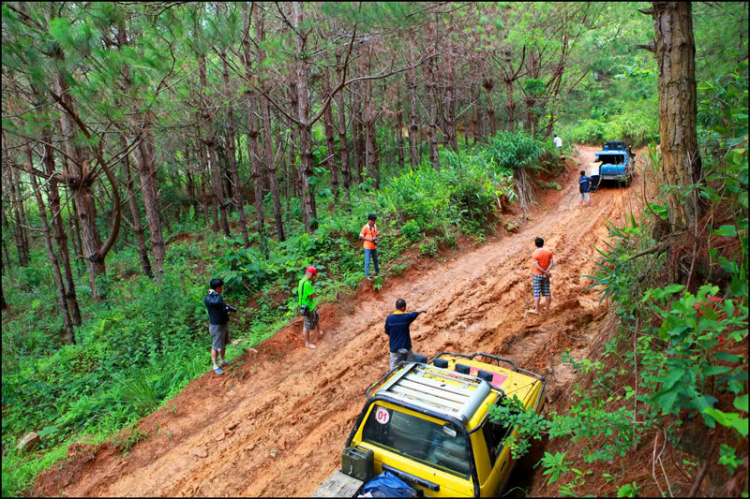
[35,146,646,498]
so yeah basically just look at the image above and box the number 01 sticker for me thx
[375,407,390,425]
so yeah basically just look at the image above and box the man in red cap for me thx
[297,266,323,349]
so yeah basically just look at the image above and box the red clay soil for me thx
[33,146,648,497]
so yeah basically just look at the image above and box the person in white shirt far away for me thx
[554,134,563,154]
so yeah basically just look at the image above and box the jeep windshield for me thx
[597,153,626,165]
[362,404,471,478]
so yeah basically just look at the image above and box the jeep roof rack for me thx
[603,140,627,151]
[374,363,491,423]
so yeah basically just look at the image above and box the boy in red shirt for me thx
[530,237,555,315]
[359,214,380,280]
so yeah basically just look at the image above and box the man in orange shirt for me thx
[359,214,380,280]
[530,237,555,315]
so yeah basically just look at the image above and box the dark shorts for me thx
[303,308,319,331]
[533,274,551,298]
[209,323,229,351]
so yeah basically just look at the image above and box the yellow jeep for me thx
[315,352,546,497]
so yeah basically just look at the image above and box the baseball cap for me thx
[305,266,318,275]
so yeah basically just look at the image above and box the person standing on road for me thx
[298,266,323,349]
[554,134,563,154]
[579,170,592,208]
[530,237,555,315]
[384,299,428,370]
[360,214,380,281]
[204,278,237,375]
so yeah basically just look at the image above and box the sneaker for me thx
[213,367,224,375]
[220,360,232,367]
[366,275,374,281]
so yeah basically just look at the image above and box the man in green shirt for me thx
[298,266,323,349]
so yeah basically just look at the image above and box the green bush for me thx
[418,239,438,257]
[401,220,421,242]
[566,119,607,145]
[485,130,553,172]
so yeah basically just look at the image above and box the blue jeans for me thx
[364,249,380,277]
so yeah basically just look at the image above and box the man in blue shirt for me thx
[384,298,428,370]
[579,170,592,208]
[204,278,238,375]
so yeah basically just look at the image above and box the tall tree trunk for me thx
[257,11,285,242]
[293,2,317,233]
[53,74,107,298]
[323,67,340,202]
[356,88,366,183]
[219,43,250,248]
[651,1,703,232]
[196,22,230,236]
[41,128,82,324]
[3,144,30,266]
[335,50,351,198]
[425,58,441,170]
[185,145,200,217]
[443,52,458,152]
[500,45,526,132]
[352,100,362,183]
[133,120,166,276]
[115,22,165,272]
[395,104,406,171]
[524,51,541,137]
[1,203,14,269]
[504,76,516,131]
[121,136,153,278]
[362,46,380,188]
[287,82,302,204]
[482,79,497,138]
[197,140,215,230]
[406,47,421,167]
[65,182,83,261]
[242,3,267,254]
[24,150,76,344]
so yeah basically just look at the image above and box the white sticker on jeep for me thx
[375,407,390,425]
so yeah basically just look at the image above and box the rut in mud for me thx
[35,146,646,497]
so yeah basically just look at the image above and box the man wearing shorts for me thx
[298,266,323,349]
[579,170,592,207]
[384,299,428,370]
[204,278,237,375]
[530,237,555,315]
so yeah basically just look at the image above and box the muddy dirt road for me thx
[37,146,646,497]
